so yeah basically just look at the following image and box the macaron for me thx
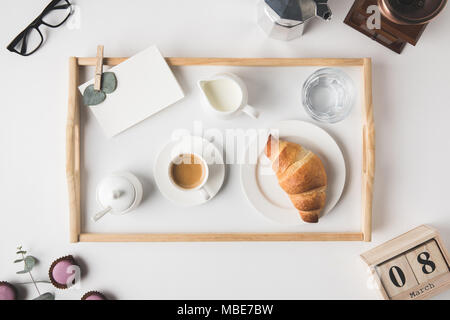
[81,291,107,300]
[48,255,78,289]
[0,281,17,300]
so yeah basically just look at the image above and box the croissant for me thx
[265,135,327,223]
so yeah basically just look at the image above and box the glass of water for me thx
[302,68,355,123]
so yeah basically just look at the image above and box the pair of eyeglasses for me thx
[7,0,73,56]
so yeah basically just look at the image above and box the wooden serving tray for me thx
[66,57,375,243]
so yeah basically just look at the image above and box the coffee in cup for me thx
[168,153,211,200]
[170,154,206,189]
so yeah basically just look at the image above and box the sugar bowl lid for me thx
[96,173,138,214]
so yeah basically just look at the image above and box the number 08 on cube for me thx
[361,225,450,300]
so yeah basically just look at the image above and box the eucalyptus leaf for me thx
[101,72,117,94]
[83,84,106,106]
[14,259,24,263]
[33,292,55,300]
[24,256,36,271]
[16,250,27,255]
[16,270,28,274]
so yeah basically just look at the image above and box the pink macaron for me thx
[48,255,78,289]
[0,281,17,300]
[81,291,107,300]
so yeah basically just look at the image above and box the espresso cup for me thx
[168,153,212,200]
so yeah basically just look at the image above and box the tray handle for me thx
[362,58,375,242]
[66,57,81,243]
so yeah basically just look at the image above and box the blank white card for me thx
[79,46,184,137]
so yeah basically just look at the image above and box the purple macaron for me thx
[0,281,17,300]
[81,291,107,300]
[48,255,78,289]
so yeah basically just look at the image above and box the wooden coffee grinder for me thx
[344,0,447,53]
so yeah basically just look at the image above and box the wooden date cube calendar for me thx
[361,225,450,300]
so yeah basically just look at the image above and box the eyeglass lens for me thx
[12,27,43,56]
[41,0,72,27]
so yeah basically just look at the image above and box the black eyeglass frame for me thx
[7,0,73,56]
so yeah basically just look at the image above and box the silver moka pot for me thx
[257,0,332,40]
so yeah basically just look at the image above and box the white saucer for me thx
[240,120,346,225]
[154,135,225,206]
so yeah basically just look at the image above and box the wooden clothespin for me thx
[94,45,104,91]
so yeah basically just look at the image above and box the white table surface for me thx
[1,0,449,300]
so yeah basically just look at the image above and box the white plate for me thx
[154,135,225,206]
[240,120,346,225]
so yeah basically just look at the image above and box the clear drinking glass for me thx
[302,68,355,123]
